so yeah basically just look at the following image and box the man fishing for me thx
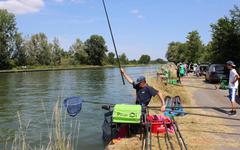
[226,61,239,115]
[120,68,166,112]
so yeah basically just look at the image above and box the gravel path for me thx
[182,76,240,150]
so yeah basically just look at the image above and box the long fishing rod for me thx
[172,117,188,150]
[148,106,240,109]
[102,0,125,85]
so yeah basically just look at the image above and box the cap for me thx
[135,76,146,84]
[226,60,236,67]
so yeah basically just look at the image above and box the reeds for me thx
[8,98,81,150]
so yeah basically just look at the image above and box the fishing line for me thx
[148,106,240,110]
[102,0,125,85]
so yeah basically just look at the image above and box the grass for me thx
[6,99,81,150]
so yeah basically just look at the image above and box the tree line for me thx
[166,5,240,66]
[0,9,166,70]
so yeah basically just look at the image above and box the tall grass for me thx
[8,99,81,150]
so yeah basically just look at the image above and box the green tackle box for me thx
[168,79,177,85]
[220,79,228,90]
[113,104,141,124]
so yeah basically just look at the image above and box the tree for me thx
[138,54,151,64]
[107,52,115,65]
[129,59,137,64]
[25,33,51,65]
[185,30,204,63]
[152,58,167,64]
[0,9,17,69]
[12,33,27,66]
[210,6,240,65]
[119,53,128,65]
[69,38,88,64]
[51,38,63,65]
[166,42,187,63]
[84,35,108,65]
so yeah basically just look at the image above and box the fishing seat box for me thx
[112,104,141,124]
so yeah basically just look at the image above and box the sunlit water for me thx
[0,65,160,150]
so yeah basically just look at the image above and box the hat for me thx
[226,60,236,67]
[135,76,146,84]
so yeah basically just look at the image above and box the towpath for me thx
[182,76,240,150]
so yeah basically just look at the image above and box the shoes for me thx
[228,110,237,116]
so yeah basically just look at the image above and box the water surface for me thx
[0,66,159,149]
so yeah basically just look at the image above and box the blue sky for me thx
[0,0,239,60]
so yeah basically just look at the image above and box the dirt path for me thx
[182,76,240,150]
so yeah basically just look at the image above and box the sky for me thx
[0,0,239,60]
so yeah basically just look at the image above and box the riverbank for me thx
[0,64,156,73]
[107,65,240,150]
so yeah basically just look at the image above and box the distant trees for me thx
[51,38,63,65]
[84,35,108,65]
[0,9,17,69]
[29,33,52,65]
[0,9,166,70]
[166,31,204,64]
[12,33,27,66]
[107,52,115,65]
[138,54,151,64]
[166,5,240,65]
[119,53,128,65]
[69,38,87,64]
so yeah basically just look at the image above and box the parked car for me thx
[199,64,209,76]
[205,64,228,83]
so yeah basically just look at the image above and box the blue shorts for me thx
[228,88,237,102]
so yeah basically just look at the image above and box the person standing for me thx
[226,61,239,115]
[120,68,166,112]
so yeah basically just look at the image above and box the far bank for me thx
[0,64,164,73]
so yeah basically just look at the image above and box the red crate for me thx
[147,115,174,134]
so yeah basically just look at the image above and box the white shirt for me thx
[229,69,239,88]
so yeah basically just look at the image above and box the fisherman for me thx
[226,61,239,115]
[120,68,166,112]
[176,63,181,83]
[179,63,185,77]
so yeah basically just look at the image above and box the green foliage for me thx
[69,38,88,64]
[51,38,63,65]
[84,35,108,65]
[210,5,240,65]
[107,52,115,65]
[12,33,27,66]
[119,53,128,65]
[151,58,167,64]
[166,5,240,66]
[186,31,204,63]
[138,54,151,64]
[26,33,51,65]
[166,42,188,63]
[129,59,137,64]
[0,9,17,69]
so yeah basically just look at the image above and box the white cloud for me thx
[131,9,144,19]
[0,0,44,15]
[53,0,85,3]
